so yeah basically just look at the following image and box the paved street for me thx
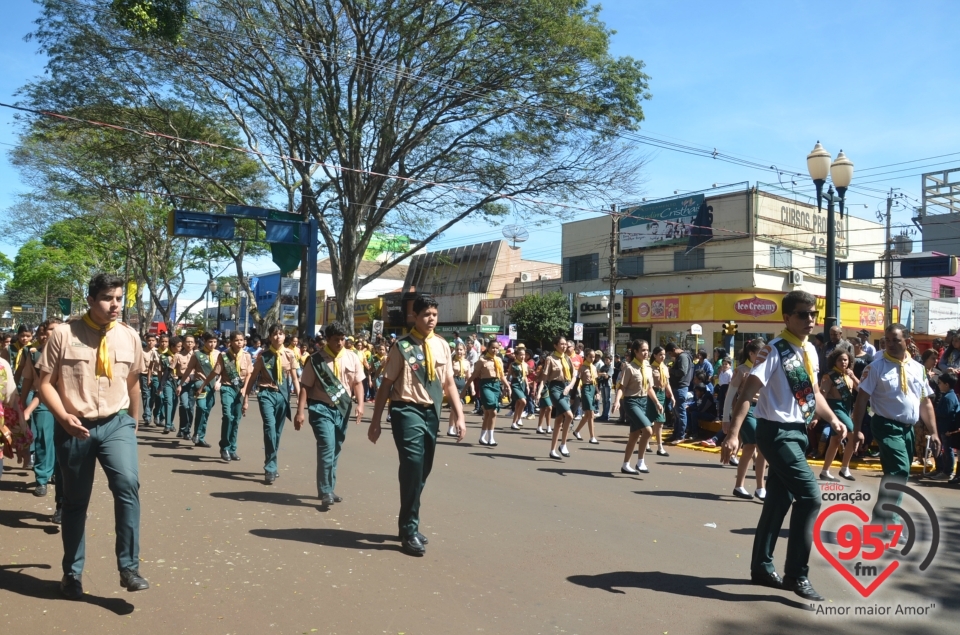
[2,398,959,635]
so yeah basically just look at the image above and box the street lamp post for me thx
[221,281,232,334]
[208,279,218,333]
[806,142,854,337]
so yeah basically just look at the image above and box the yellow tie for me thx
[82,312,116,379]
[269,346,284,385]
[553,351,571,381]
[779,329,815,381]
[883,352,909,394]
[324,345,345,379]
[411,328,436,382]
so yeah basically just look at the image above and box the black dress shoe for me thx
[782,576,824,601]
[53,508,62,524]
[60,574,84,600]
[264,472,277,485]
[230,452,241,461]
[33,484,48,497]
[220,449,231,461]
[161,428,172,435]
[331,493,343,503]
[196,439,211,448]
[119,568,150,591]
[191,435,199,444]
[839,470,856,481]
[320,493,335,506]
[401,534,426,556]
[401,531,430,545]
[750,570,783,590]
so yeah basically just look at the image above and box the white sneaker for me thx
[559,444,570,457]
[755,488,767,500]
[526,413,536,420]
[621,462,638,474]
[636,460,649,473]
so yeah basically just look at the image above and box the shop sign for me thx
[858,306,885,328]
[635,296,680,321]
[734,296,778,318]
[620,194,705,251]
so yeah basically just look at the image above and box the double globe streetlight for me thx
[806,142,854,335]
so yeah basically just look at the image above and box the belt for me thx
[260,386,281,392]
[874,413,914,428]
[81,409,128,426]
[756,417,806,431]
[548,380,567,387]
[307,398,334,407]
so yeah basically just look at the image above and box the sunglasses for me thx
[789,310,819,321]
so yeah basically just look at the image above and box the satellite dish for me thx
[502,224,530,250]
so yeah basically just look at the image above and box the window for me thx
[769,246,793,269]
[674,248,705,271]
[940,285,956,298]
[618,255,644,277]
[815,256,827,276]
[469,280,481,292]
[563,253,599,282]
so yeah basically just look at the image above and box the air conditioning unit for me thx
[788,270,804,286]
[479,315,494,325]
[539,274,551,281]
[519,272,533,283]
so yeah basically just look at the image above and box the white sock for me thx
[637,459,647,471]
[840,467,852,476]
[821,470,831,478]
[488,431,496,444]
[480,429,489,443]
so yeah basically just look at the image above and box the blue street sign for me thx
[169,210,235,239]
[900,255,958,278]
[265,219,308,245]
[225,204,272,219]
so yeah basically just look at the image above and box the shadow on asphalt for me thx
[0,479,31,493]
[0,509,60,534]
[537,467,623,479]
[249,527,403,552]
[566,570,808,609]
[658,461,728,469]
[469,452,541,461]
[634,490,732,501]
[0,564,134,615]
[148,453,228,463]
[171,469,263,481]
[730,526,788,537]
[210,490,317,507]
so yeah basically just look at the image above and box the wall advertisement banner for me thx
[620,194,705,251]
[755,194,849,258]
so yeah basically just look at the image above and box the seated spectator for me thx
[685,384,716,441]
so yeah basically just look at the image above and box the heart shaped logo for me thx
[813,503,900,597]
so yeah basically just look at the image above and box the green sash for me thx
[310,352,353,420]
[261,349,281,386]
[222,351,243,388]
[829,370,853,410]
[194,350,215,397]
[774,338,816,424]
[397,336,444,420]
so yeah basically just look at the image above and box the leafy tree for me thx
[507,291,571,349]
[24,0,651,335]
[0,252,13,295]
[111,0,189,41]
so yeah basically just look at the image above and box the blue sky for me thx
[2,0,958,301]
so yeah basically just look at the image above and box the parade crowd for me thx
[2,277,957,603]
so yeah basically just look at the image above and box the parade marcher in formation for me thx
[174,334,196,439]
[19,319,62,503]
[539,335,577,459]
[724,291,846,602]
[140,334,160,427]
[647,346,675,457]
[722,339,767,500]
[615,340,662,474]
[573,349,600,444]
[819,348,861,482]
[158,336,179,434]
[535,354,553,434]
[181,332,221,448]
[295,322,365,506]
[449,343,469,437]
[463,339,510,446]
[36,273,150,599]
[508,345,530,431]
[852,323,940,532]
[246,325,300,485]
[368,295,465,556]
[196,331,252,462]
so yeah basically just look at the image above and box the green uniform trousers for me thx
[161,380,177,431]
[259,388,289,475]
[139,374,153,424]
[870,414,915,527]
[752,418,821,579]
[178,389,196,436]
[149,376,162,424]
[54,411,140,577]
[193,387,216,443]
[390,401,439,538]
[32,404,57,486]
[219,385,243,454]
[307,400,350,497]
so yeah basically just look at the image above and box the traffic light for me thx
[722,321,738,336]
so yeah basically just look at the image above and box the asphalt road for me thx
[2,398,958,635]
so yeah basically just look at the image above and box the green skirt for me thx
[624,395,652,431]
[479,378,501,411]
[739,404,758,445]
[511,381,527,402]
[827,399,854,432]
[580,384,597,412]
[654,388,666,423]
[549,381,571,415]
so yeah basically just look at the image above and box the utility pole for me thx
[883,188,894,327]
[607,204,620,358]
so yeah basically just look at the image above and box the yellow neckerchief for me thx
[581,362,595,385]
[651,358,666,387]
[453,355,466,378]
[324,344,345,378]
[779,329,815,381]
[159,347,170,356]
[269,346,284,384]
[485,350,505,381]
[411,327,436,381]
[552,350,571,381]
[832,365,852,390]
[630,357,650,392]
[883,352,909,394]
[82,312,116,379]
[12,342,24,371]
[745,359,754,369]
[227,348,242,376]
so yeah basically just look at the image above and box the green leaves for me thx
[507,291,571,348]
[111,0,189,42]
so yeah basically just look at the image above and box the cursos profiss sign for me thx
[734,296,778,319]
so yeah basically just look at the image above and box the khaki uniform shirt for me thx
[212,349,252,386]
[144,349,161,377]
[382,334,452,405]
[650,363,667,390]
[173,352,194,383]
[618,360,650,397]
[301,348,366,405]
[579,364,595,385]
[451,357,470,380]
[541,354,572,383]
[474,355,503,380]
[254,347,298,389]
[37,318,145,419]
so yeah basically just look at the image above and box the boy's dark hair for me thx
[248,335,261,346]
[940,371,958,390]
[202,331,218,342]
[325,321,348,338]
[782,290,816,315]
[665,342,679,353]
[88,273,125,299]
[267,324,284,337]
[412,294,439,315]
[169,336,182,347]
